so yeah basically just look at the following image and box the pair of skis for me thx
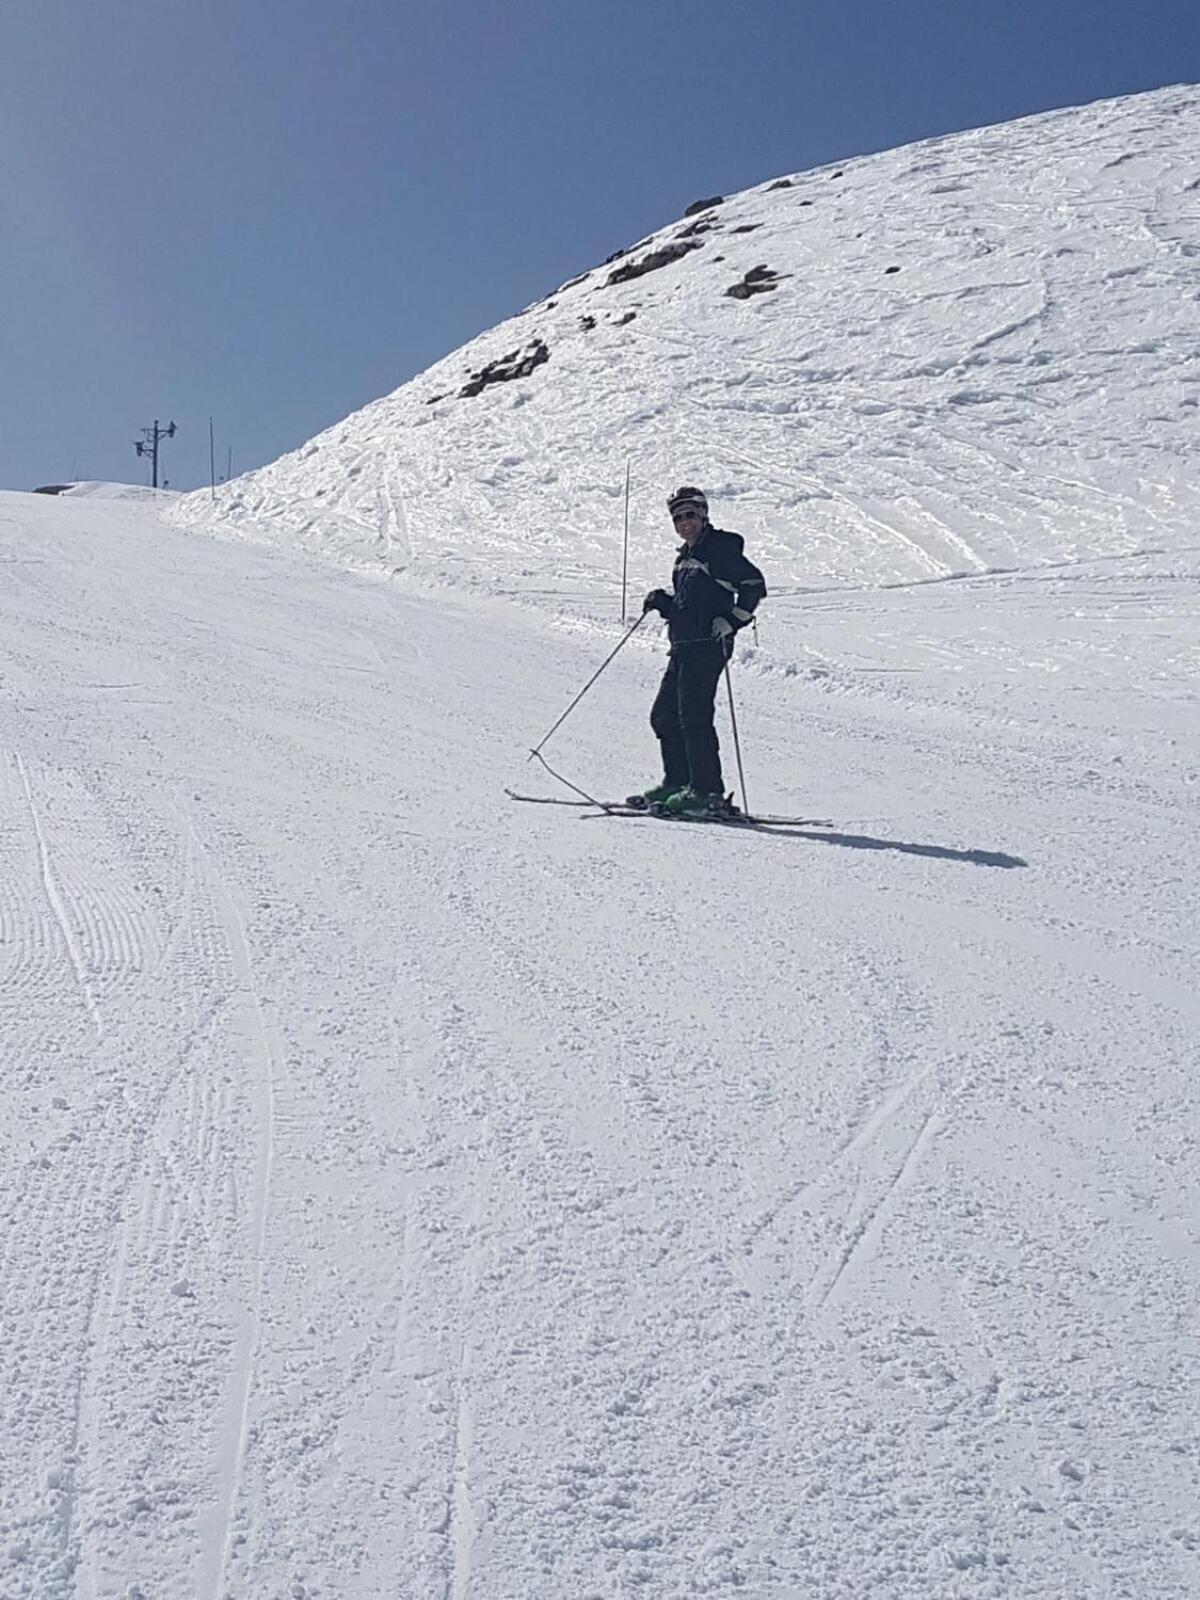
[505,790,829,832]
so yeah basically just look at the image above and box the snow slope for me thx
[3,85,1199,1600]
[168,85,1200,604]
[2,487,1198,1599]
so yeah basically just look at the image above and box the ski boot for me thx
[625,780,684,811]
[656,787,740,819]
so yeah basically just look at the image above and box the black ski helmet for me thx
[666,485,708,519]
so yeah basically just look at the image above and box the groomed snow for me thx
[3,84,1199,1600]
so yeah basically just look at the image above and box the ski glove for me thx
[711,615,735,640]
[643,588,672,618]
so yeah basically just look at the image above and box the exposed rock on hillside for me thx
[460,338,550,398]
[607,239,704,286]
[725,264,787,299]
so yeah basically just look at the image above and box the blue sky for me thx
[1,0,1195,490]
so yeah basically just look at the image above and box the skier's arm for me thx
[728,551,766,628]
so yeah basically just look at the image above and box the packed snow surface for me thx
[3,86,1199,1599]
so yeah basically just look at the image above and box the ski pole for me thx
[528,611,648,759]
[723,657,750,817]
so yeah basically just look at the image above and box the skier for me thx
[629,486,766,815]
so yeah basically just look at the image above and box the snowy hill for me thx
[62,482,180,502]
[169,85,1200,602]
[2,87,1199,1600]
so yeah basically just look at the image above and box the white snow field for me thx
[3,85,1199,1600]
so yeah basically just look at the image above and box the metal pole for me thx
[209,417,216,501]
[723,658,750,816]
[152,421,160,489]
[620,459,631,623]
[529,612,647,759]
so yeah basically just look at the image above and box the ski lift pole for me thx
[723,657,750,817]
[529,611,648,760]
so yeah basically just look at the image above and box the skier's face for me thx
[671,508,704,546]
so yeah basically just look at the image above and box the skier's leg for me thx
[650,658,689,788]
[678,643,725,795]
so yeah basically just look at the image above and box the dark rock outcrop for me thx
[725,264,788,300]
[607,239,704,287]
[460,339,550,398]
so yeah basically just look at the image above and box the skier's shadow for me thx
[752,823,1026,869]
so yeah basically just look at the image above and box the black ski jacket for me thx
[665,524,766,648]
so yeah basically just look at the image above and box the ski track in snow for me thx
[3,84,1200,1600]
[180,809,280,1600]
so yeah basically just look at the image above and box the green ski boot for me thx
[657,786,738,818]
[625,781,684,810]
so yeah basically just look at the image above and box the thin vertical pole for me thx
[226,446,232,483]
[723,659,750,817]
[620,460,631,622]
[152,420,160,489]
[209,417,216,501]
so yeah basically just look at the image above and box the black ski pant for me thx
[650,640,726,795]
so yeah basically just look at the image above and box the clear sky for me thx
[2,0,1196,491]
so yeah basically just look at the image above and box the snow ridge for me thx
[169,86,1200,603]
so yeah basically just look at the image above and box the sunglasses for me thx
[672,509,702,524]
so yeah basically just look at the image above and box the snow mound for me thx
[64,481,179,502]
[168,85,1200,601]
